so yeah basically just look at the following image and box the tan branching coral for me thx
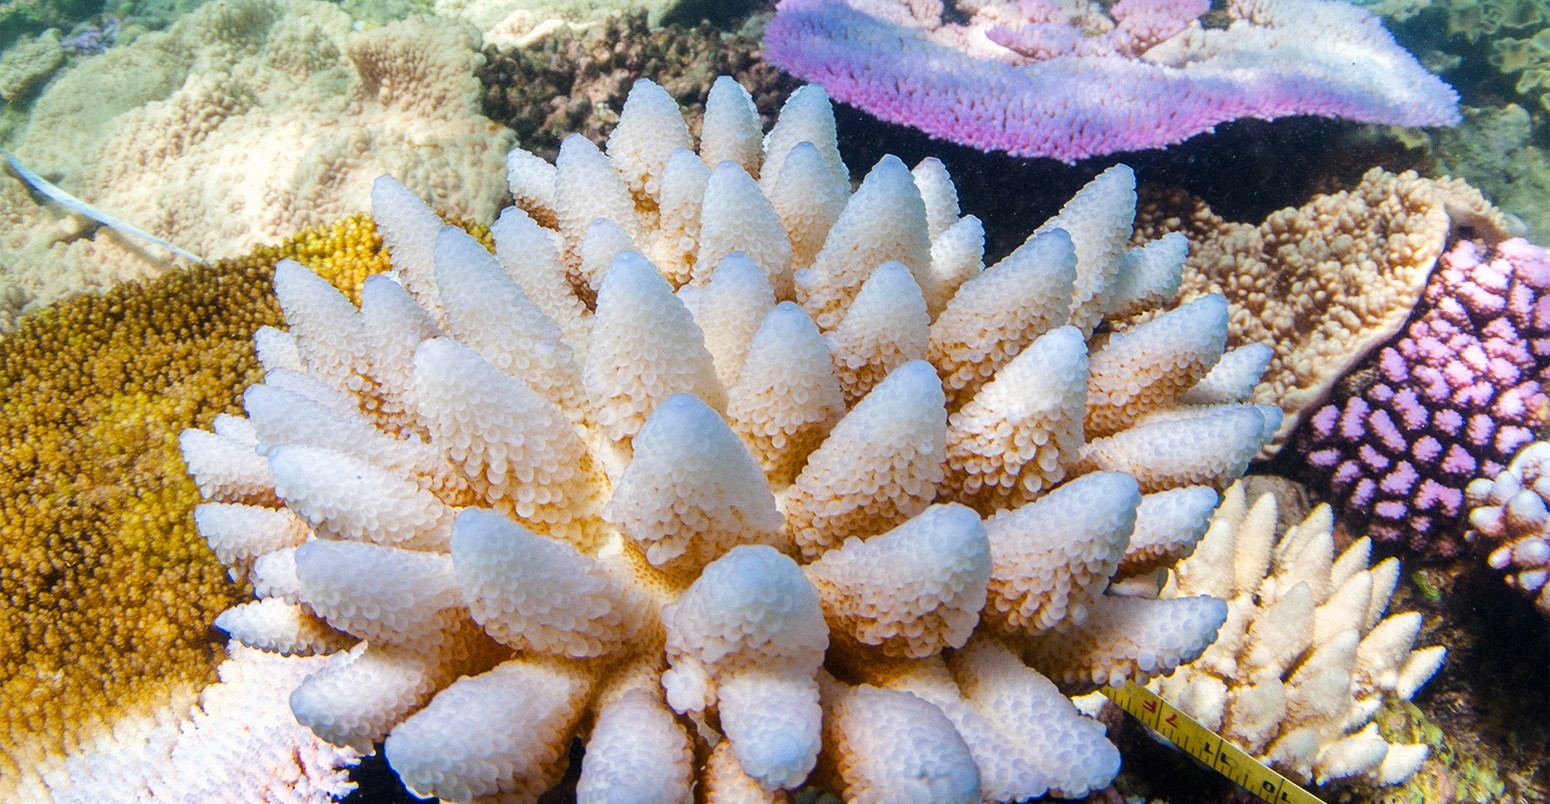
[1134,168,1508,454]
[1149,481,1447,787]
[181,77,1283,800]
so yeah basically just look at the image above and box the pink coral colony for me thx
[763,0,1460,162]
[1295,237,1550,556]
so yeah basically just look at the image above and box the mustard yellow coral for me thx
[0,213,395,792]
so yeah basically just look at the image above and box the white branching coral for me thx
[1466,440,1550,617]
[180,77,1282,801]
[1150,481,1446,787]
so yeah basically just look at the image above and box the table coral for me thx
[1150,481,1445,787]
[762,0,1459,163]
[183,76,1284,800]
[1466,440,1550,617]
[0,213,392,799]
[4,0,511,311]
[1293,237,1550,557]
[1132,168,1507,456]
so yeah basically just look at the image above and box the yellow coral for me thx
[0,213,407,794]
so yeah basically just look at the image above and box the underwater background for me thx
[0,0,1547,802]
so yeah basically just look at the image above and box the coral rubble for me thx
[181,77,1282,799]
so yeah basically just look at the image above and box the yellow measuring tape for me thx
[1101,682,1326,804]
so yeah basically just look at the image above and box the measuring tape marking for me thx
[1100,681,1326,804]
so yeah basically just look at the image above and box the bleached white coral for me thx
[180,76,1280,800]
[1466,439,1550,617]
[1150,481,1445,786]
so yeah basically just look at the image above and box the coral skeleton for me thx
[181,76,1281,800]
[1150,482,1446,786]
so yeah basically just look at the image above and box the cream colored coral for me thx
[8,1,511,308]
[179,77,1280,801]
[1466,439,1550,617]
[1137,168,1508,453]
[1152,480,1445,786]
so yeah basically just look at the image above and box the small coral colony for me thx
[176,73,1465,801]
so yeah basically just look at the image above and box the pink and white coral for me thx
[1295,237,1550,557]
[763,0,1459,162]
[179,77,1283,800]
[1466,440,1550,617]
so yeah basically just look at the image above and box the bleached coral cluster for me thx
[37,641,359,803]
[180,76,1281,800]
[1151,482,1446,787]
[1466,440,1550,617]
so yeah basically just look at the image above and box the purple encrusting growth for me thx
[762,0,1459,163]
[1293,238,1550,557]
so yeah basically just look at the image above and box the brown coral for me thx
[1133,168,1508,455]
[477,11,799,162]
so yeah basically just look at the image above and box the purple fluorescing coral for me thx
[61,14,125,57]
[1293,237,1550,557]
[763,0,1459,163]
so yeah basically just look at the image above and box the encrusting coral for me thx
[181,76,1283,800]
[1148,481,1446,787]
[0,213,397,799]
[1467,439,1550,617]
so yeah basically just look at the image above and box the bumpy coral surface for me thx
[183,77,1282,800]
[1294,237,1550,556]
[1133,167,1506,454]
[1151,481,1445,787]
[0,213,396,799]
[1467,439,1550,616]
[3,0,511,313]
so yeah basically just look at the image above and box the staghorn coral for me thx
[476,10,798,163]
[1466,439,1550,617]
[0,212,398,799]
[1132,168,1507,456]
[1146,481,1446,788]
[763,0,1459,163]
[1292,237,1550,557]
[182,76,1283,800]
[3,0,511,313]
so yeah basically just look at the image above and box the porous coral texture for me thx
[1467,439,1550,616]
[1151,481,1446,787]
[182,77,1280,800]
[1132,168,1507,455]
[1293,237,1550,556]
[3,0,511,314]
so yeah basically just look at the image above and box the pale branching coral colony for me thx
[181,77,1292,800]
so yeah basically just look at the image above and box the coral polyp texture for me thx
[1467,440,1550,617]
[1133,168,1506,456]
[181,77,1283,800]
[1293,237,1550,556]
[761,0,1459,162]
[1152,481,1445,786]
